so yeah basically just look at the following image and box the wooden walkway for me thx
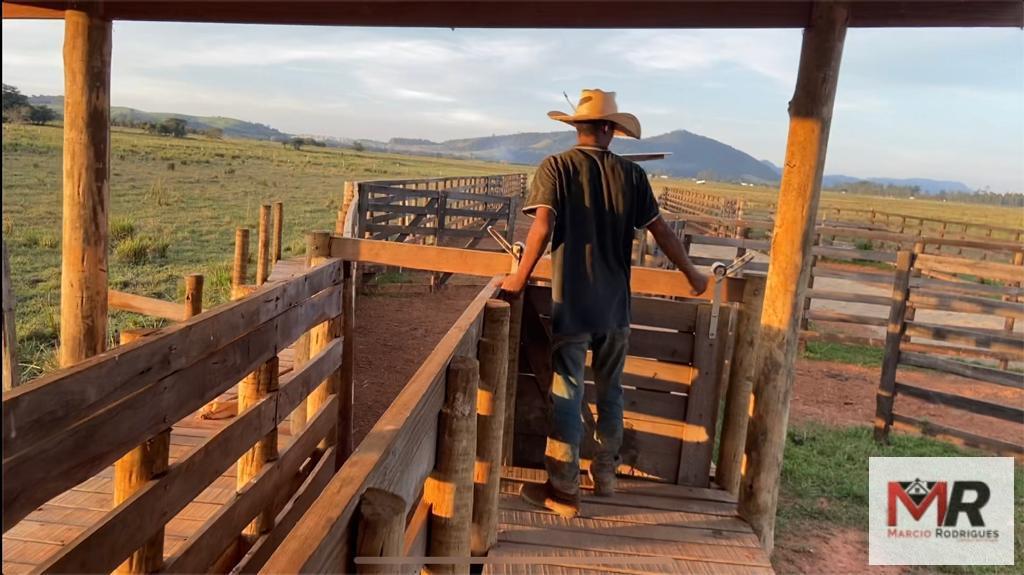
[486,468,774,575]
[2,350,296,573]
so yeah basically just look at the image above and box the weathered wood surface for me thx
[59,7,111,368]
[2,240,17,391]
[482,467,773,575]
[108,289,188,321]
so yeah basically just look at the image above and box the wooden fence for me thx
[875,251,1024,457]
[357,174,525,246]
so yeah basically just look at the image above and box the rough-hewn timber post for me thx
[184,273,203,319]
[237,355,280,542]
[231,227,250,298]
[307,231,341,450]
[738,2,848,553]
[114,330,169,574]
[256,204,272,286]
[59,8,112,368]
[356,488,407,575]
[2,240,18,391]
[716,275,767,495]
[999,251,1023,370]
[472,300,510,556]
[426,356,479,574]
[338,181,357,234]
[272,201,284,262]
[502,265,524,465]
[874,250,915,441]
[339,259,356,466]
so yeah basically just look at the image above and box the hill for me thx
[27,95,290,141]
[821,175,971,194]
[379,129,781,182]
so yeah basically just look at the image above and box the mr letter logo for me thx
[870,458,1012,565]
[887,479,990,527]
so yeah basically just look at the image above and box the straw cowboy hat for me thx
[548,89,642,139]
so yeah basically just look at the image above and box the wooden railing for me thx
[875,251,1024,457]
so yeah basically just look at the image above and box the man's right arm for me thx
[647,215,709,296]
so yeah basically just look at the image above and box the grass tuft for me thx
[110,217,137,243]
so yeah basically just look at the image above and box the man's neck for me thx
[576,139,609,150]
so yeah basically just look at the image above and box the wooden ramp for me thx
[486,467,774,575]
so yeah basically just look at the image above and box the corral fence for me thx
[357,174,525,246]
[875,251,1024,458]
[646,198,1023,353]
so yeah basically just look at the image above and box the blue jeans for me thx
[544,328,629,496]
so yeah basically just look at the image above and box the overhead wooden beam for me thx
[59,6,111,368]
[2,1,1021,27]
[738,1,848,554]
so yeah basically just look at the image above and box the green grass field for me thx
[2,123,523,379]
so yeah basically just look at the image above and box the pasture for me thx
[1,123,520,378]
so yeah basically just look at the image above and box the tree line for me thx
[2,84,57,125]
[826,180,1023,207]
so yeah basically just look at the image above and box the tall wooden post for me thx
[237,356,280,542]
[59,8,112,368]
[231,227,250,298]
[738,2,848,553]
[306,232,342,451]
[114,330,170,574]
[472,300,510,556]
[715,276,767,495]
[502,265,524,465]
[2,240,18,391]
[338,181,357,234]
[427,356,479,574]
[339,260,356,465]
[356,488,407,575]
[184,273,203,319]
[272,201,284,262]
[256,204,272,286]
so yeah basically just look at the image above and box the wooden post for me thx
[114,330,169,574]
[715,276,767,495]
[339,260,356,465]
[799,233,821,341]
[59,8,112,368]
[874,250,915,442]
[237,356,280,542]
[338,181,357,235]
[999,251,1023,370]
[2,240,18,391]
[232,227,250,298]
[426,356,479,575]
[272,201,284,263]
[306,232,342,451]
[356,488,407,575]
[902,241,925,342]
[738,2,848,553]
[502,272,524,465]
[184,273,203,319]
[472,300,510,556]
[256,204,272,286]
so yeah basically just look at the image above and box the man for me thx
[500,89,709,519]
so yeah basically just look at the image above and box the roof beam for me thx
[3,1,1022,28]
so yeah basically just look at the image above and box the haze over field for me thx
[3,22,1022,192]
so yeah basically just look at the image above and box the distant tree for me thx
[351,141,365,152]
[2,84,31,123]
[157,117,188,138]
[28,105,57,125]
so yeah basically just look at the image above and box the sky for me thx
[3,21,1022,192]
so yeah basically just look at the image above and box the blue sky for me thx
[3,21,1022,192]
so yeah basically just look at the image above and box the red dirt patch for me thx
[773,523,907,575]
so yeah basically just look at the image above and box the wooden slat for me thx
[914,275,1024,298]
[330,237,744,302]
[263,279,500,573]
[501,466,734,504]
[894,382,1024,423]
[3,287,343,532]
[677,305,728,487]
[108,289,187,322]
[233,446,337,574]
[909,289,1024,319]
[898,351,1023,389]
[805,288,891,307]
[805,309,886,327]
[904,321,1024,357]
[37,350,342,574]
[915,253,1024,283]
[2,259,344,461]
[627,329,695,365]
[891,413,1024,457]
[811,266,894,288]
[485,544,774,575]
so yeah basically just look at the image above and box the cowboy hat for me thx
[548,89,641,139]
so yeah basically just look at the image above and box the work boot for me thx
[520,481,580,519]
[589,463,617,497]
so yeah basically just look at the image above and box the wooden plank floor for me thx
[485,467,774,575]
[2,349,298,574]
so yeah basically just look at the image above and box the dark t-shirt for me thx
[523,147,660,336]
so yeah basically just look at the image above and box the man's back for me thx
[524,147,660,335]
